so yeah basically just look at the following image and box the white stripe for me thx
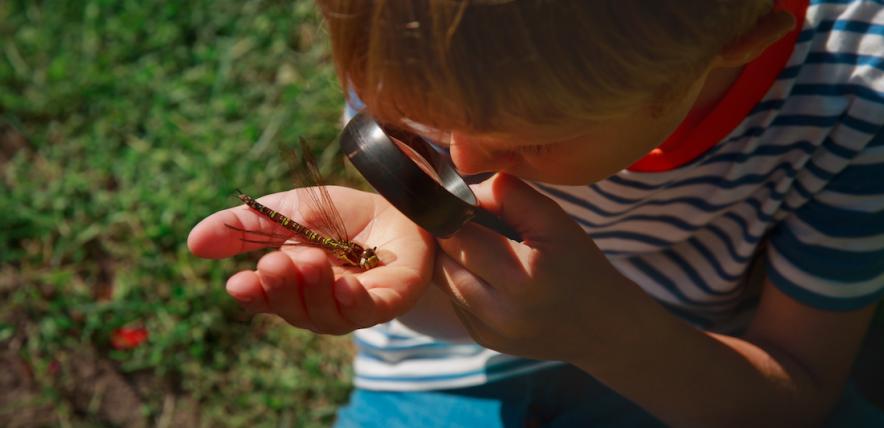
[354,348,502,378]
[816,190,884,213]
[354,360,563,391]
[784,213,884,251]
[768,245,884,298]
[851,145,884,165]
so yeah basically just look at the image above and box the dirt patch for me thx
[0,339,199,427]
[0,123,27,167]
[0,346,56,428]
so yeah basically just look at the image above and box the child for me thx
[188,0,884,426]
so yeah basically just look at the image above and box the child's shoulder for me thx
[774,0,883,148]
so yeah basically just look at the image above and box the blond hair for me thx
[318,0,773,140]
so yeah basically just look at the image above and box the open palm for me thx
[187,186,435,334]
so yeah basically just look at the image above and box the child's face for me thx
[446,77,705,185]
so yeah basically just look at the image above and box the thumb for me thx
[472,173,582,242]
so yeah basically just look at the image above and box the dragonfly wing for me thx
[294,137,351,242]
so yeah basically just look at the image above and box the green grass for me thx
[0,1,357,426]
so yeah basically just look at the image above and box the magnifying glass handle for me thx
[470,207,522,242]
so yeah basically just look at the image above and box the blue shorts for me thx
[335,364,664,428]
[335,364,883,427]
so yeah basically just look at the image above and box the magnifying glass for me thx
[338,111,522,242]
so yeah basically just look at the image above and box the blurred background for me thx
[1,1,361,426]
[2,1,882,427]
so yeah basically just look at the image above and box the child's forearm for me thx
[396,280,474,342]
[570,277,872,428]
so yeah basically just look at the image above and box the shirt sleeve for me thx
[766,130,884,311]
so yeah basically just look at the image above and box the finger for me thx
[448,301,500,352]
[256,250,312,329]
[474,173,583,243]
[188,190,304,259]
[437,220,528,289]
[296,248,356,335]
[333,274,380,328]
[226,270,272,313]
[433,251,497,314]
[436,173,582,285]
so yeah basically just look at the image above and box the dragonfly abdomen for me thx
[233,189,380,270]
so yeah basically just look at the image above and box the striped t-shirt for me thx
[350,0,884,391]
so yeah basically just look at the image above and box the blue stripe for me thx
[806,52,884,71]
[628,258,711,307]
[702,140,816,165]
[825,162,884,195]
[816,19,884,37]
[354,336,459,352]
[805,159,838,181]
[771,225,884,282]
[767,265,884,311]
[549,177,786,243]
[723,212,765,246]
[796,199,884,236]
[586,188,783,288]
[797,29,816,44]
[354,357,550,383]
[688,237,744,284]
[871,130,884,147]
[706,223,756,265]
[580,213,699,233]
[663,249,742,297]
[751,99,787,115]
[821,135,863,159]
[586,160,799,208]
[771,114,840,128]
[357,347,486,363]
[791,84,884,104]
[753,84,884,115]
[766,114,882,135]
[795,17,884,45]
[842,114,884,134]
[536,184,615,217]
[591,230,674,248]
[811,0,884,5]
[790,175,817,202]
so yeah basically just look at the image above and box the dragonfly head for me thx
[359,247,380,270]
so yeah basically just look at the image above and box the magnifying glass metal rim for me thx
[338,111,521,241]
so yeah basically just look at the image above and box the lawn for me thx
[1,1,359,426]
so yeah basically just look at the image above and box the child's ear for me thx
[714,9,796,68]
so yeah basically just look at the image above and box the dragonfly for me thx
[226,138,380,270]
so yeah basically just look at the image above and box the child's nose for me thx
[449,134,514,174]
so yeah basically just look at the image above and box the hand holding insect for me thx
[187,186,435,335]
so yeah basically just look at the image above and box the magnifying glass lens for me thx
[339,112,521,241]
[388,136,445,185]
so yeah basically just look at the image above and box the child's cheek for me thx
[450,141,516,175]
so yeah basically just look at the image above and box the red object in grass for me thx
[111,327,149,350]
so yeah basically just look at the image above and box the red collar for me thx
[628,0,808,172]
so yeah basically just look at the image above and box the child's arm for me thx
[433,172,880,427]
